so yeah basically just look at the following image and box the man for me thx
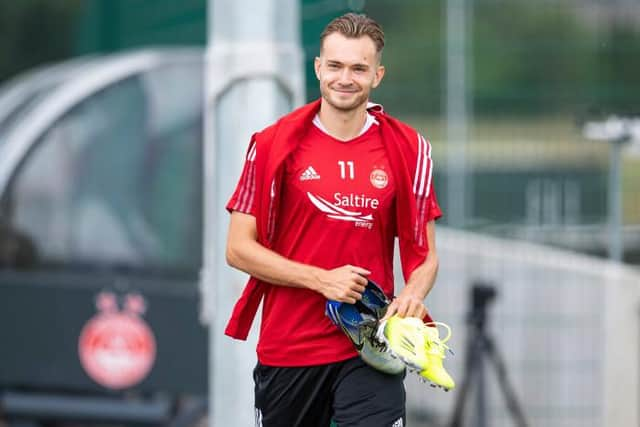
[225,13,442,427]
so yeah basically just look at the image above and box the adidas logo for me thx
[300,166,321,181]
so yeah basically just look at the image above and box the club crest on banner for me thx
[78,292,156,390]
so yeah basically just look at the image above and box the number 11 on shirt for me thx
[338,160,355,180]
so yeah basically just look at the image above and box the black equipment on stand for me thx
[449,283,529,427]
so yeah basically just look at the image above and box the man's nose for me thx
[338,68,353,83]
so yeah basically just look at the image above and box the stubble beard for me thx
[320,85,369,113]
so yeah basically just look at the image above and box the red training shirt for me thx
[228,116,441,366]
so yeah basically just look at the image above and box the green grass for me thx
[624,156,640,223]
[403,115,610,168]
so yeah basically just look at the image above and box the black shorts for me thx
[253,356,406,427]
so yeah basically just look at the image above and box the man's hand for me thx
[315,265,370,304]
[381,220,438,321]
[381,287,428,321]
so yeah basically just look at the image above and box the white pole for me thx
[445,0,471,227]
[583,117,639,263]
[608,140,624,262]
[202,1,304,426]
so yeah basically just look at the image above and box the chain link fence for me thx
[400,228,640,427]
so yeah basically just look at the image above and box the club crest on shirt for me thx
[370,168,388,189]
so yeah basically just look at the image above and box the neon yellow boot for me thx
[419,322,455,391]
[377,315,455,391]
[376,316,430,371]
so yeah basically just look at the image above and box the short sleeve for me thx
[413,133,442,226]
[425,180,442,222]
[226,140,258,216]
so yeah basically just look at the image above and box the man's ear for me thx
[372,65,385,89]
[314,56,321,81]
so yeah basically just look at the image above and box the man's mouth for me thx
[332,87,358,94]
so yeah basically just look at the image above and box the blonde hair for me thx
[320,13,385,55]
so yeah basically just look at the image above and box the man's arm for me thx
[226,211,369,304]
[382,220,439,320]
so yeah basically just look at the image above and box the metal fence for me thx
[401,228,640,427]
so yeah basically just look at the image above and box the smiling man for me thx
[224,13,442,427]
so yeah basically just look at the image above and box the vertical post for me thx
[203,1,304,426]
[445,0,471,227]
[608,139,623,262]
[475,348,486,427]
[582,117,634,263]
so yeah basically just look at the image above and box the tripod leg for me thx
[484,336,529,427]
[449,331,483,427]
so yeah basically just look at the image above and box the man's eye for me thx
[328,63,339,69]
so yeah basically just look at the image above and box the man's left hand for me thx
[381,288,428,321]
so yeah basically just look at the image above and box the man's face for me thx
[315,33,385,112]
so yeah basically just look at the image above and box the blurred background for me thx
[0,1,638,426]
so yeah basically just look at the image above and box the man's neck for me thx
[316,101,368,141]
